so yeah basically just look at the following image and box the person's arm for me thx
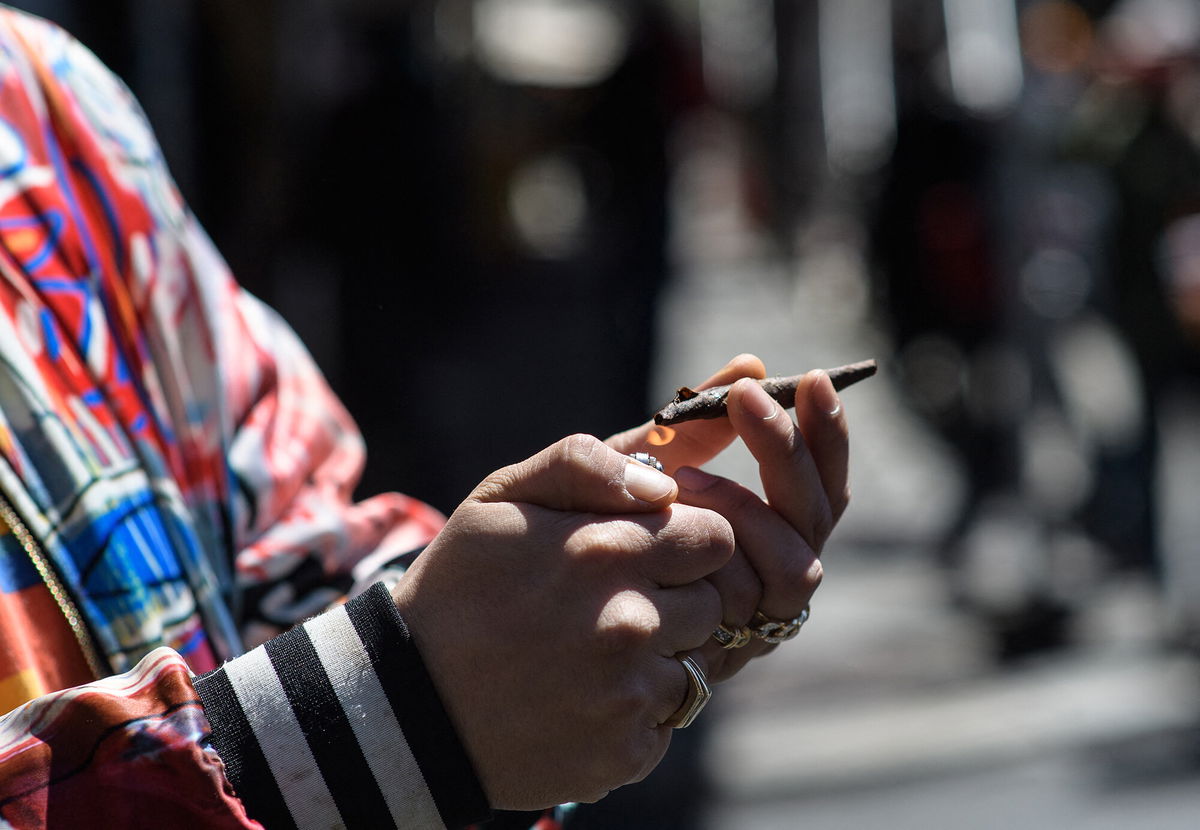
[0,10,854,828]
[0,12,719,827]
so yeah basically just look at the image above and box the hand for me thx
[609,356,850,682]
[391,434,734,810]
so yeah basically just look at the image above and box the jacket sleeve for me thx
[193,583,490,830]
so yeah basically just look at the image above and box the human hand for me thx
[390,435,735,810]
[609,356,850,682]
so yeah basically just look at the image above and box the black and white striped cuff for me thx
[195,582,489,829]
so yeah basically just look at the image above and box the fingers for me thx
[653,581,724,655]
[473,433,679,513]
[396,434,741,808]
[675,466,821,622]
[607,353,767,471]
[595,579,722,663]
[564,503,735,588]
[396,497,728,807]
[725,372,849,552]
[699,539,763,634]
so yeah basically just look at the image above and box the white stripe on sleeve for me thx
[303,605,445,828]
[223,644,344,829]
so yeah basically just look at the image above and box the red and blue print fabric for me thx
[0,6,482,827]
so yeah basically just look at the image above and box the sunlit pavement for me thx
[651,146,1200,827]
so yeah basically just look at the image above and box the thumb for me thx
[471,434,678,513]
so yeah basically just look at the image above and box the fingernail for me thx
[625,459,677,504]
[812,371,841,416]
[738,379,778,420]
[675,465,719,493]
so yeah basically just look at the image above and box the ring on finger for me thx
[747,605,810,644]
[665,655,711,729]
[711,622,752,649]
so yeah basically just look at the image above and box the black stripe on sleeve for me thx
[347,583,492,829]
[193,665,298,830]
[263,623,394,827]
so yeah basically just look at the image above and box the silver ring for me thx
[627,452,664,472]
[665,655,711,729]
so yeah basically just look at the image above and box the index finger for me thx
[607,354,767,472]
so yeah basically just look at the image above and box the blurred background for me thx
[14,0,1200,827]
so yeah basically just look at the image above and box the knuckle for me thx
[774,548,821,597]
[806,557,825,593]
[672,508,735,564]
[594,590,660,654]
[471,464,521,502]
[600,672,652,721]
[450,501,499,533]
[715,564,763,625]
[558,433,627,500]
[701,511,737,557]
[772,550,807,589]
[567,518,646,560]
[661,507,706,547]
[559,433,608,471]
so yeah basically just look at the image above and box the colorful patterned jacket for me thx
[0,7,545,828]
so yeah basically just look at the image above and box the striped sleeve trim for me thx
[194,583,490,829]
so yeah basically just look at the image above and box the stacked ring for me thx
[711,622,752,649]
[713,606,811,649]
[747,605,810,644]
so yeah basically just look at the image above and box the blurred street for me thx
[650,140,1200,827]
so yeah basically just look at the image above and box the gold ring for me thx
[747,605,810,644]
[664,655,711,729]
[711,622,752,649]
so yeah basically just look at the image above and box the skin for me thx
[392,354,850,810]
